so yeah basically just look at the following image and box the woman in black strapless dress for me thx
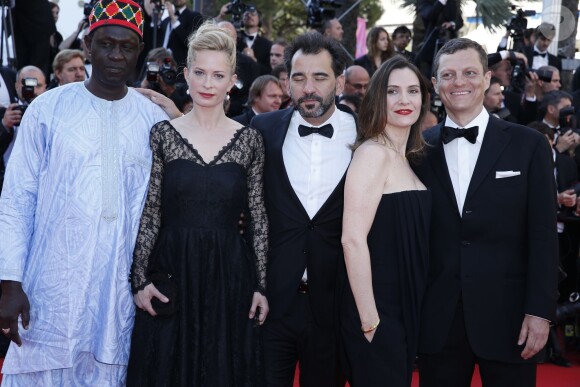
[340,56,431,387]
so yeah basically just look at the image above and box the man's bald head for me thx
[16,66,47,102]
[217,21,238,42]
[344,65,369,98]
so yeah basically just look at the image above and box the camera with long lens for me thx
[146,58,177,86]
[307,0,344,29]
[508,60,553,93]
[506,7,535,53]
[558,106,579,135]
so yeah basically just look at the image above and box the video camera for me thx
[146,58,177,86]
[506,7,535,52]
[306,0,344,29]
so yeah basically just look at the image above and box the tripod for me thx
[0,0,16,71]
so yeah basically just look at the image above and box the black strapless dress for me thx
[341,190,431,387]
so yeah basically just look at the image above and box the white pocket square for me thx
[495,170,521,179]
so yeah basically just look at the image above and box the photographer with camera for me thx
[217,2,272,75]
[538,90,579,157]
[528,121,578,367]
[0,66,46,191]
[519,65,561,125]
[139,48,190,112]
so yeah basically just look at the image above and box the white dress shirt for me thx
[163,5,186,49]
[283,108,356,280]
[0,74,11,108]
[244,32,258,49]
[531,44,549,70]
[443,107,489,215]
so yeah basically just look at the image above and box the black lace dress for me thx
[126,121,268,387]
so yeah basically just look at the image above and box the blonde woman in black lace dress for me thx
[126,22,269,387]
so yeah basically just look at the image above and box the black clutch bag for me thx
[149,271,178,317]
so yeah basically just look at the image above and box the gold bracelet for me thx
[361,318,380,333]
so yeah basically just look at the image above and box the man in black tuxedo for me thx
[414,38,559,387]
[238,5,272,75]
[142,0,203,68]
[524,23,562,72]
[251,32,355,387]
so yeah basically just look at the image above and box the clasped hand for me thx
[135,284,269,324]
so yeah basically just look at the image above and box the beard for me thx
[291,89,336,118]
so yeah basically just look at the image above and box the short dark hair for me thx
[433,38,488,78]
[247,75,282,106]
[392,25,412,39]
[272,38,288,48]
[338,94,362,112]
[271,63,287,78]
[527,121,554,141]
[539,90,572,114]
[284,31,346,78]
[485,76,502,95]
[146,47,177,68]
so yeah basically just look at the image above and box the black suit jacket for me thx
[232,109,256,126]
[413,116,559,362]
[251,105,356,327]
[160,8,204,66]
[0,67,17,176]
[353,55,375,78]
[556,152,579,221]
[524,46,562,72]
[239,35,272,75]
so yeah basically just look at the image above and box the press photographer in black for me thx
[0,66,47,192]
[139,48,190,112]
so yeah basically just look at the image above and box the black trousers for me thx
[263,293,344,387]
[418,304,536,387]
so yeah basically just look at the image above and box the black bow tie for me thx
[441,126,479,144]
[244,33,255,41]
[534,51,547,58]
[174,9,181,16]
[298,123,334,138]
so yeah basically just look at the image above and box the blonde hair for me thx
[187,21,237,74]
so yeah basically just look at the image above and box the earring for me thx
[225,92,230,101]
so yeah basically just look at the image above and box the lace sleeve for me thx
[247,129,268,293]
[130,122,165,293]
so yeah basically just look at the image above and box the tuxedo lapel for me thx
[465,117,511,203]
[428,125,461,216]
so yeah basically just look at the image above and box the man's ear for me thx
[83,34,92,57]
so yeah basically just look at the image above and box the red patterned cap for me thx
[89,0,144,38]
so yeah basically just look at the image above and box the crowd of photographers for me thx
[1,0,580,366]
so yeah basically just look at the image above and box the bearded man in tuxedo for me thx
[251,32,355,387]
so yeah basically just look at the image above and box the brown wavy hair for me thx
[355,56,429,162]
[366,27,394,73]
